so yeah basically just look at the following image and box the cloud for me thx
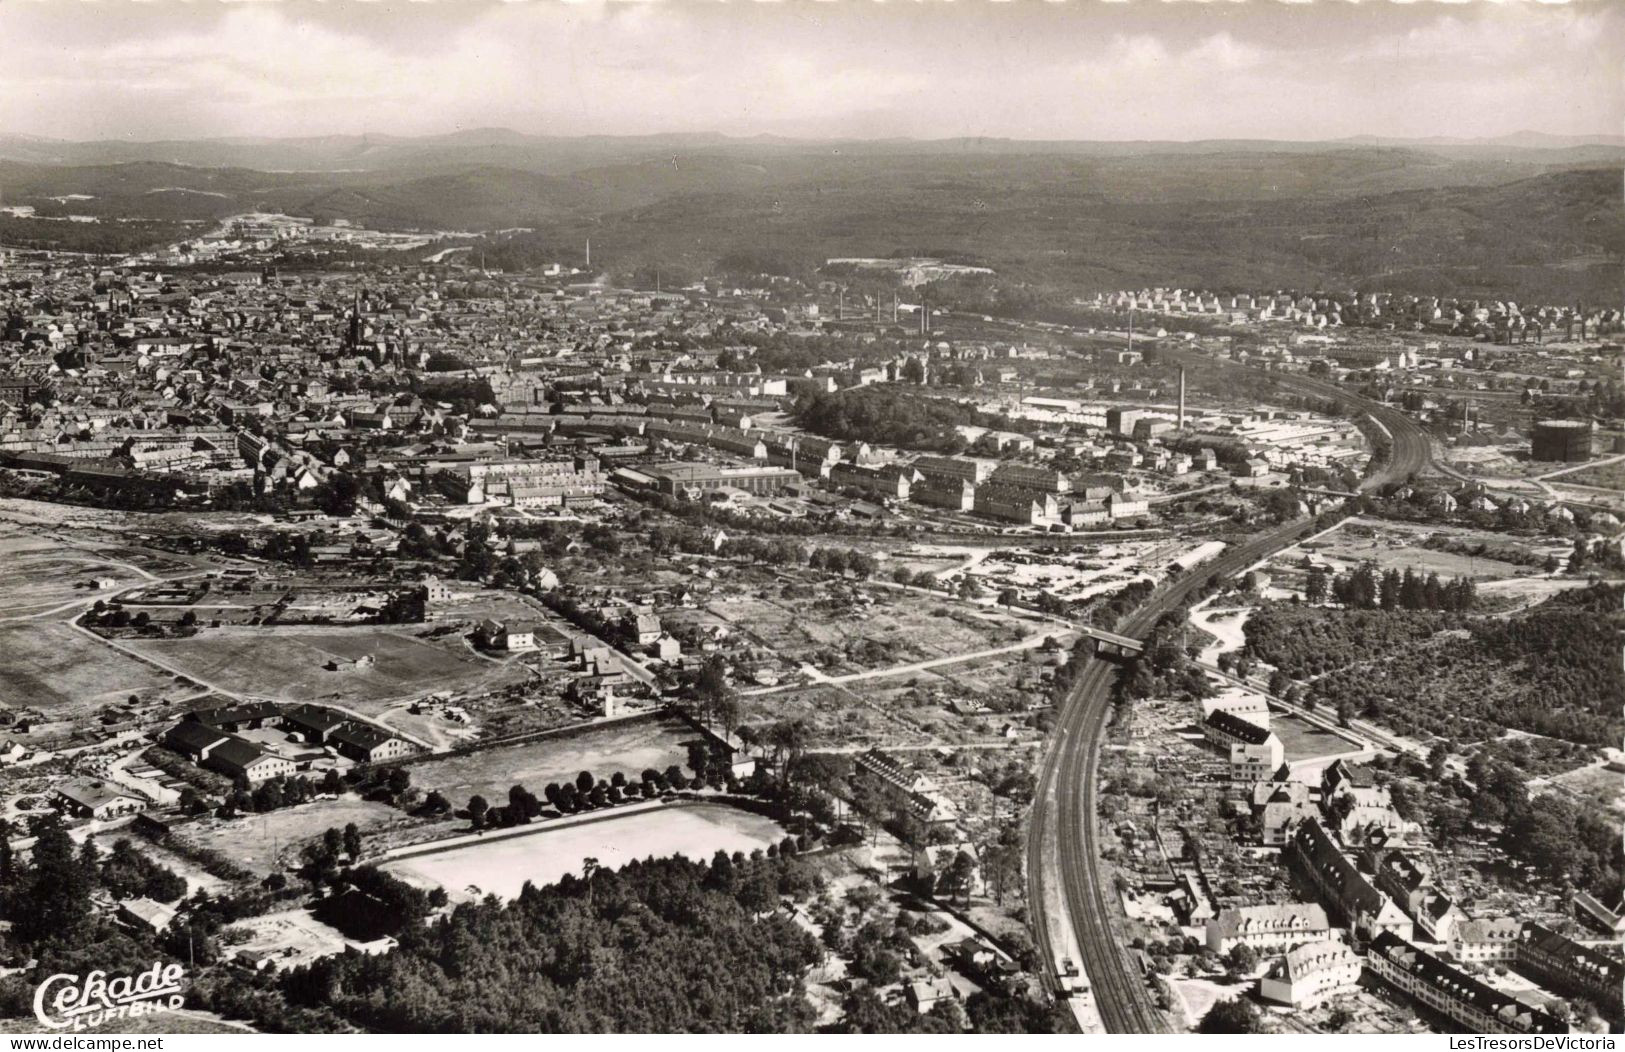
[0,0,1616,142]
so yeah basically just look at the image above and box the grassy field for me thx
[1272,712,1359,763]
[131,624,529,712]
[1550,762,1625,816]
[0,622,183,716]
[409,712,699,806]
[1552,458,1625,490]
[178,798,406,878]
[1273,517,1557,589]
[0,531,133,618]
[384,802,784,901]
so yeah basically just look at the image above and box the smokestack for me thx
[1177,367,1186,430]
[585,238,591,269]
[892,292,898,323]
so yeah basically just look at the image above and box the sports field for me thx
[384,803,784,901]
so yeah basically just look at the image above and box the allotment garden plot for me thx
[688,589,1033,679]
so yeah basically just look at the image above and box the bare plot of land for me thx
[0,621,183,716]
[384,802,784,901]
[409,713,699,804]
[702,590,1030,675]
[177,798,406,878]
[85,830,229,897]
[129,625,529,711]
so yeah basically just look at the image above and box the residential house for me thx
[52,778,148,821]
[1258,939,1361,1008]
[1206,902,1332,955]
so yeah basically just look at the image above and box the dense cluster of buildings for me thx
[162,702,414,783]
[1090,286,1623,342]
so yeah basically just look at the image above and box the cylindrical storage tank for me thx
[1531,419,1595,463]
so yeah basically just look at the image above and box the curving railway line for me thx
[1024,349,1434,1032]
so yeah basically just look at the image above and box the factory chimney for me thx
[1177,367,1186,430]
[585,238,591,269]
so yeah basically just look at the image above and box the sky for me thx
[0,0,1619,143]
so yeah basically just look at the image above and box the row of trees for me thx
[1305,562,1478,612]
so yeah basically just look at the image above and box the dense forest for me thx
[1242,583,1624,746]
[189,850,978,1032]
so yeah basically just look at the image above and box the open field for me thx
[1264,517,1561,596]
[0,621,185,716]
[408,712,699,804]
[384,802,785,901]
[1549,761,1625,816]
[1547,457,1625,490]
[0,532,142,618]
[177,798,406,878]
[129,624,530,711]
[1271,711,1359,763]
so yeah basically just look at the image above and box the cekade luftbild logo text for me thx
[33,963,187,1030]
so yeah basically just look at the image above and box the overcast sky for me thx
[0,1,1618,143]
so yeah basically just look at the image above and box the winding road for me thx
[1024,346,1434,1032]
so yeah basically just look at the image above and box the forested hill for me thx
[1243,583,1624,747]
[2,136,1619,303]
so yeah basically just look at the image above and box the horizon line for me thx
[3,128,1622,149]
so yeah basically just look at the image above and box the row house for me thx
[1285,819,1414,943]
[1367,933,1565,1035]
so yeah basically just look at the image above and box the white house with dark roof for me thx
[1259,939,1361,1008]
[1206,902,1331,954]
[52,778,148,821]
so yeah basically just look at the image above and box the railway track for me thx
[1025,350,1433,1032]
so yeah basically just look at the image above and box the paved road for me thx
[1024,346,1434,1032]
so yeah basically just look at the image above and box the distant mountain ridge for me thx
[1,129,1620,173]
[0,131,1618,303]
